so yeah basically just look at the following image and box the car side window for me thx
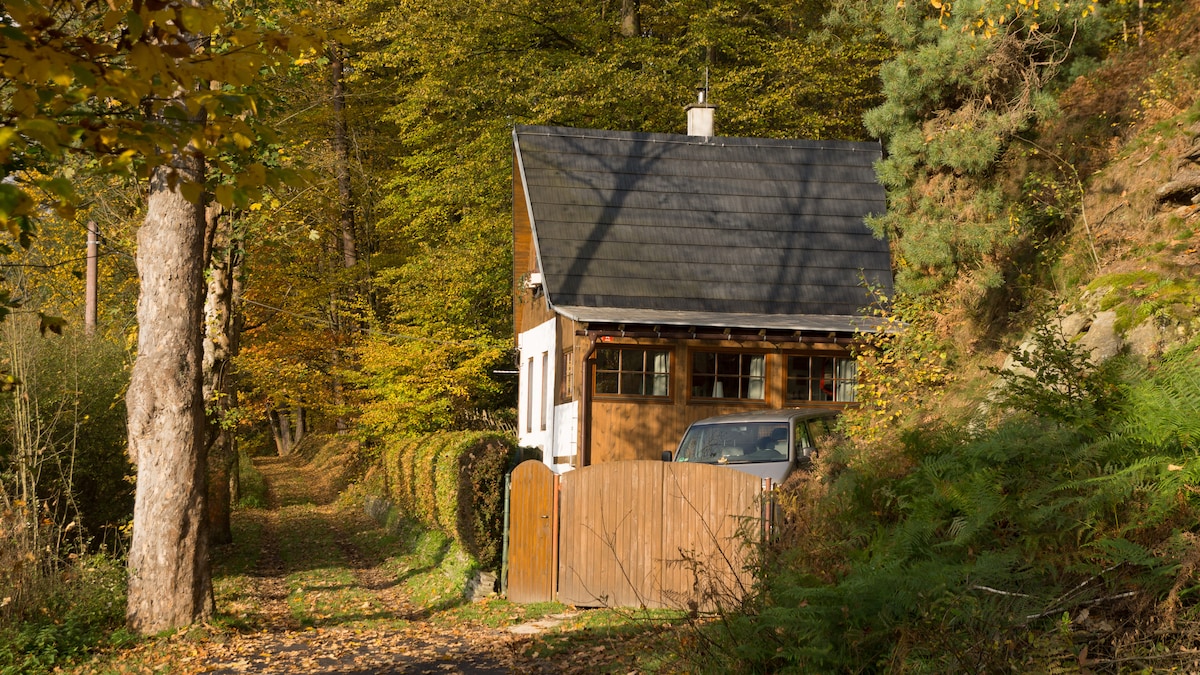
[795,421,814,449]
[807,417,833,441]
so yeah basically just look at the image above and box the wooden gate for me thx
[556,461,765,610]
[506,461,558,603]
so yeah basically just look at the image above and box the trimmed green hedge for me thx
[381,431,516,570]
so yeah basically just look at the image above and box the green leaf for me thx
[125,9,144,37]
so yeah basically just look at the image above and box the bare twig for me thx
[971,585,1035,598]
[1024,591,1138,622]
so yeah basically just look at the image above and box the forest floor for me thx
[66,454,689,674]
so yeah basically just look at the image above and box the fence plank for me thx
[558,461,665,608]
[660,464,762,611]
[555,461,761,610]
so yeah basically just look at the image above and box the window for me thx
[525,356,534,433]
[540,352,548,430]
[561,348,574,402]
[691,352,765,400]
[594,347,670,397]
[787,355,857,402]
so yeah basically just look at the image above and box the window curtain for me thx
[835,358,857,402]
[651,351,669,396]
[747,355,765,399]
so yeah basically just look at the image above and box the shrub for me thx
[380,431,516,570]
[0,553,129,673]
[696,327,1200,672]
[0,320,133,548]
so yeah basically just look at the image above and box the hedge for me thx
[380,431,516,570]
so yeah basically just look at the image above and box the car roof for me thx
[686,408,839,426]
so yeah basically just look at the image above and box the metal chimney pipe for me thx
[686,88,715,138]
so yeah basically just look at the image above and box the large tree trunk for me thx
[125,152,214,634]
[202,206,242,546]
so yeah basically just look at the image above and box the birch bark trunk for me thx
[202,206,242,546]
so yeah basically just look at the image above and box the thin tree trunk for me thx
[292,406,306,445]
[227,242,244,507]
[620,0,640,37]
[126,151,214,634]
[330,43,356,269]
[271,409,294,456]
[329,44,357,433]
[202,206,240,546]
[84,220,98,336]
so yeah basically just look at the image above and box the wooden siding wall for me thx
[584,339,848,464]
[513,156,555,339]
[556,461,762,610]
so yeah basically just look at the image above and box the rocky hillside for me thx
[1041,2,1200,359]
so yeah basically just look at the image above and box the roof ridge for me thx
[514,124,881,153]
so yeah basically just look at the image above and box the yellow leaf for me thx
[237,163,267,188]
[179,180,203,204]
[1168,464,1184,472]
[102,9,123,31]
[232,132,253,150]
[214,184,235,208]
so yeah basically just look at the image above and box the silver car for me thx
[670,408,839,484]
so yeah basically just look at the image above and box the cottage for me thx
[513,105,893,470]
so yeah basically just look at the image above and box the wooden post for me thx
[84,220,98,335]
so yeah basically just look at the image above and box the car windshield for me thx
[675,422,789,464]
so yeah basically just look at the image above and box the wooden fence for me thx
[506,460,768,610]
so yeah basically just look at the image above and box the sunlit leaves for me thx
[0,0,322,227]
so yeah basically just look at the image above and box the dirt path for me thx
[68,453,682,674]
[193,455,526,674]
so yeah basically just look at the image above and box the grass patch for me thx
[1087,269,1200,332]
[211,513,266,630]
[386,527,470,609]
[236,452,268,509]
[521,608,689,674]
[443,598,566,628]
[268,506,390,629]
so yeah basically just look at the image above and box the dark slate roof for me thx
[514,125,892,328]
